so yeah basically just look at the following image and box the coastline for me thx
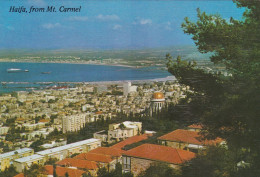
[83,75,176,85]
[0,76,176,93]
[0,60,140,69]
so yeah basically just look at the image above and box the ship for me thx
[41,72,51,74]
[7,68,29,73]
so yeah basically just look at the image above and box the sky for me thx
[0,0,245,49]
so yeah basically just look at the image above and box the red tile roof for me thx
[88,147,123,157]
[45,165,86,177]
[123,144,195,164]
[56,158,98,170]
[111,134,151,150]
[14,174,24,177]
[188,124,202,129]
[39,119,49,123]
[158,129,223,145]
[74,153,114,163]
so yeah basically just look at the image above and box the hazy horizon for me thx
[1,1,244,49]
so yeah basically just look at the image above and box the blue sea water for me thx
[0,62,171,92]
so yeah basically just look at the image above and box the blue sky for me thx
[0,0,245,49]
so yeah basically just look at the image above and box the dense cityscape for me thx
[0,79,206,177]
[0,0,259,177]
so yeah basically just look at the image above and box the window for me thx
[123,156,131,172]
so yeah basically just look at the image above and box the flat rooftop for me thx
[37,138,100,156]
[15,154,43,163]
[0,148,33,159]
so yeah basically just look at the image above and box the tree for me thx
[180,145,248,177]
[23,164,46,177]
[53,164,57,177]
[65,172,70,177]
[97,167,110,177]
[97,163,133,177]
[166,0,260,176]
[44,158,59,165]
[137,162,179,177]
[0,165,18,177]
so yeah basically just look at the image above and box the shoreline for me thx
[0,60,141,69]
[1,76,176,85]
[84,76,176,85]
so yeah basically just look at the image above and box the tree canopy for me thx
[166,0,260,176]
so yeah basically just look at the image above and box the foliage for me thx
[119,123,126,129]
[66,104,183,144]
[137,162,180,177]
[65,172,69,177]
[30,139,44,152]
[97,163,133,177]
[44,157,59,165]
[0,165,18,177]
[180,145,249,177]
[23,164,46,177]
[166,0,260,176]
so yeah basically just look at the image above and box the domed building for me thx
[150,91,165,116]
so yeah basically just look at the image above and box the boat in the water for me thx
[41,72,51,74]
[7,68,29,73]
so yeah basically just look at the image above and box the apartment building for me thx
[0,148,34,171]
[62,113,87,133]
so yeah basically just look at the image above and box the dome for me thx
[153,92,164,99]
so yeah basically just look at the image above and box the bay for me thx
[0,62,171,92]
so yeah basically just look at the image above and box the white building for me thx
[62,114,87,133]
[13,154,45,172]
[36,138,101,160]
[123,82,137,96]
[13,138,101,172]
[0,126,9,135]
[108,121,142,142]
[0,148,34,171]
[150,91,165,116]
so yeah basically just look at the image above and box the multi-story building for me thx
[62,113,87,133]
[13,154,45,172]
[36,138,101,160]
[107,121,142,142]
[13,138,101,172]
[123,82,137,96]
[0,148,34,171]
[122,144,195,176]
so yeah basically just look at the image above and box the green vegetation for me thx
[66,108,182,144]
[44,157,59,165]
[0,165,18,177]
[97,163,133,177]
[162,0,260,176]
[137,163,180,177]
[23,164,46,177]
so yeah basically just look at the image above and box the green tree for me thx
[44,158,59,165]
[181,145,248,177]
[23,164,46,177]
[137,162,179,177]
[166,0,260,176]
[65,172,70,177]
[97,167,110,177]
[53,164,57,177]
[97,163,133,177]
[0,165,18,177]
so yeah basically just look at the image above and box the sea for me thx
[0,62,172,93]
